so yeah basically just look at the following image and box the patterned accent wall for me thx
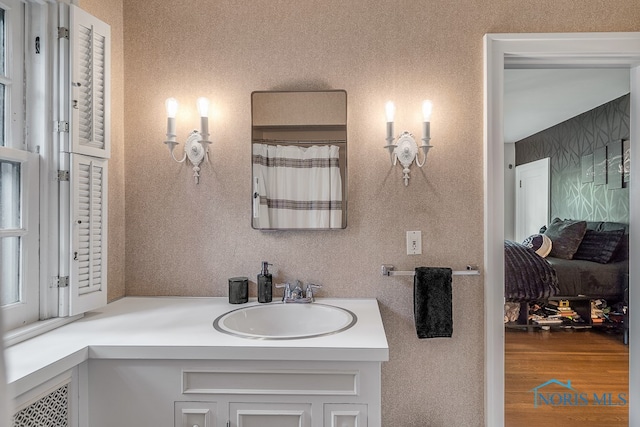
[516,94,630,223]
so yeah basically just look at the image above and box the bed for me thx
[546,220,629,301]
[504,239,558,302]
[505,219,629,303]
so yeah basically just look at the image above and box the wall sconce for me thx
[384,100,433,186]
[164,97,212,184]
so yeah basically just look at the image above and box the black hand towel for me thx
[414,267,453,338]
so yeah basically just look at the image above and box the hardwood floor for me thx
[505,328,628,427]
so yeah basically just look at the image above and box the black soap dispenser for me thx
[257,261,273,303]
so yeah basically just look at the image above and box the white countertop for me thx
[5,297,389,398]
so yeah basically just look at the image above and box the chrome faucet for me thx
[276,281,322,303]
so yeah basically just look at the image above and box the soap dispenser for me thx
[257,261,273,303]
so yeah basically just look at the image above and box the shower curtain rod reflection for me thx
[253,138,347,145]
[380,265,481,277]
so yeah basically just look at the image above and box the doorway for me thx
[515,158,549,243]
[483,33,640,427]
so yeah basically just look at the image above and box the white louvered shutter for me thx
[69,5,110,158]
[69,154,108,315]
[58,4,111,315]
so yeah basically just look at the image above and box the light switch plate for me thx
[406,231,422,255]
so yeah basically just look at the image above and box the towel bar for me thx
[381,264,480,277]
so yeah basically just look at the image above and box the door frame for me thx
[483,32,640,427]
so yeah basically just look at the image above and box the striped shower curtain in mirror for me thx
[252,143,342,229]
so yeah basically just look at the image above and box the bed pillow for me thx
[522,234,552,258]
[543,218,587,259]
[573,229,625,264]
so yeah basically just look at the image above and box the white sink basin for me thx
[213,303,357,340]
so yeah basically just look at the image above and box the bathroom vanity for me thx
[6,297,388,427]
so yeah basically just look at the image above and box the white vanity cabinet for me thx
[87,359,380,427]
[7,298,388,427]
[174,402,367,427]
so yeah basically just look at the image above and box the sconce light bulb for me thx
[197,97,210,117]
[165,98,178,118]
[385,101,396,123]
[422,100,433,122]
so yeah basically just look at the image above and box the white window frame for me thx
[0,0,41,332]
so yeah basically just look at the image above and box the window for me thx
[0,0,25,151]
[1,2,110,336]
[0,0,39,332]
[0,148,38,330]
[0,158,21,305]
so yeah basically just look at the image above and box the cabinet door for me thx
[175,402,217,427]
[229,402,311,427]
[324,404,367,427]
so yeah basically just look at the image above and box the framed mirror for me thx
[251,90,347,230]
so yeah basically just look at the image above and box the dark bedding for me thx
[546,257,628,300]
[504,240,559,302]
[507,220,629,303]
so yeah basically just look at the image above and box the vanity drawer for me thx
[182,369,359,396]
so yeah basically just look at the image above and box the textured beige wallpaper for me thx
[116,0,640,425]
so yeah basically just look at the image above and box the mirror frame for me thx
[484,32,640,427]
[250,90,348,230]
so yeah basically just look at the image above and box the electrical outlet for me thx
[406,231,422,255]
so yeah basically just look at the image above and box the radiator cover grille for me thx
[13,384,69,427]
